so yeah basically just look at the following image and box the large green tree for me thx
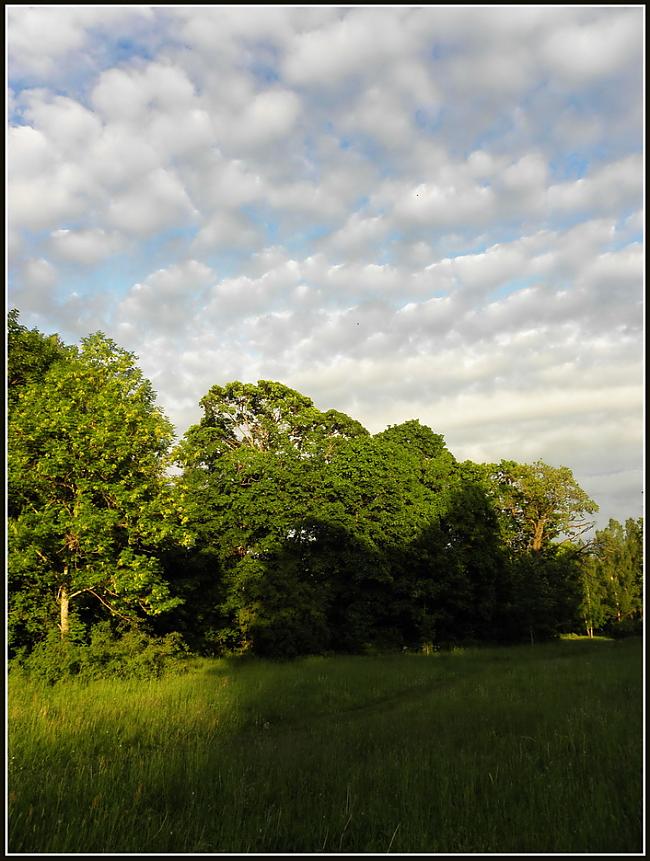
[173,380,368,655]
[486,460,598,552]
[8,331,182,647]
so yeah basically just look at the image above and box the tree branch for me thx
[87,589,135,622]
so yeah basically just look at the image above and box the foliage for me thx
[8,327,182,649]
[176,379,368,468]
[7,309,69,409]
[579,517,643,636]
[486,460,598,551]
[10,622,189,685]
[7,311,642,663]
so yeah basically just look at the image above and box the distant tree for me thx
[578,555,609,638]
[8,332,182,647]
[486,460,598,552]
[589,518,643,630]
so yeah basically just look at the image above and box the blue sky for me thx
[7,5,644,530]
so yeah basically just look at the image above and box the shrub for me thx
[608,618,643,639]
[10,623,190,684]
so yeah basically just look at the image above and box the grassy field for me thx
[8,637,643,854]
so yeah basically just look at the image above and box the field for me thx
[8,637,643,854]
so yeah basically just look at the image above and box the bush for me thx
[10,623,190,684]
[608,618,643,639]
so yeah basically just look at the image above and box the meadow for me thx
[8,637,643,854]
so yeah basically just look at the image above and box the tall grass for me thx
[8,638,643,853]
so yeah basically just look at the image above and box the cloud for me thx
[106,168,197,237]
[7,6,643,530]
[116,260,215,341]
[49,228,126,266]
[282,9,412,88]
[8,6,156,79]
[546,155,642,217]
[540,12,642,83]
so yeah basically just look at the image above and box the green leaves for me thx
[179,379,368,468]
[10,314,632,658]
[486,460,598,552]
[8,327,181,643]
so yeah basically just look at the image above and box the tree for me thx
[578,554,609,638]
[178,379,368,468]
[173,380,368,655]
[375,419,447,460]
[8,309,69,407]
[588,518,643,630]
[8,332,182,646]
[486,460,598,552]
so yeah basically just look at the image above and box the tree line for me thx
[7,310,644,663]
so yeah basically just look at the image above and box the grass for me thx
[8,637,644,853]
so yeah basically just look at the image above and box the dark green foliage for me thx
[498,546,584,643]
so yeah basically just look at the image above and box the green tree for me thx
[8,309,69,407]
[375,419,447,460]
[179,379,368,467]
[480,460,596,643]
[173,380,368,655]
[504,543,584,643]
[589,518,643,630]
[8,332,182,647]
[578,554,609,638]
[486,460,598,552]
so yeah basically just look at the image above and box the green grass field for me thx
[8,637,643,853]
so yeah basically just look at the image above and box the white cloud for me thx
[49,228,126,266]
[20,94,103,153]
[546,155,643,216]
[541,12,642,83]
[117,260,215,341]
[106,168,197,237]
[239,89,301,146]
[91,62,197,121]
[191,211,263,253]
[7,6,643,530]
[21,258,58,291]
[8,7,156,77]
[282,9,411,88]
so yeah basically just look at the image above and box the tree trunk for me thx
[531,518,546,552]
[60,581,70,640]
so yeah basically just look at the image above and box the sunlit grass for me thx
[8,638,643,853]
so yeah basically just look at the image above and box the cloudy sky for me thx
[7,5,644,530]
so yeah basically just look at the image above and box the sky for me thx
[6,5,645,531]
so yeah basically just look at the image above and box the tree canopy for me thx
[7,311,642,663]
[486,459,598,552]
[8,324,181,647]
